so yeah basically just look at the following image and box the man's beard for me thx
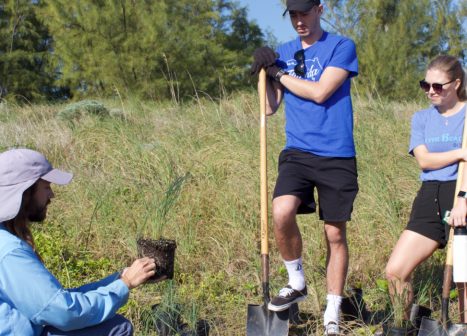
[26,198,50,222]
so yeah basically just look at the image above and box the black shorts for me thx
[272,148,359,221]
[406,180,456,249]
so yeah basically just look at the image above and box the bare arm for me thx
[260,77,284,115]
[278,66,350,104]
[413,145,467,170]
[449,161,467,227]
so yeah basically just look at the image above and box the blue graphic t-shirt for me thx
[409,105,466,182]
[275,31,358,157]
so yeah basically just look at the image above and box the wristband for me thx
[275,69,288,83]
[458,191,467,199]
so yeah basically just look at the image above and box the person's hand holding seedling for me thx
[120,257,167,289]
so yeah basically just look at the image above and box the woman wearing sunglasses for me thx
[386,55,467,320]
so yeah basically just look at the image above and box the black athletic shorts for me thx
[405,180,456,249]
[272,148,359,221]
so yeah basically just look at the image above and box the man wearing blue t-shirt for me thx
[250,0,358,333]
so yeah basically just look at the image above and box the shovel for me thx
[418,225,467,336]
[419,108,467,336]
[245,68,290,335]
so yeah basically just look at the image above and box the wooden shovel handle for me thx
[442,107,467,322]
[259,68,268,257]
[259,68,270,303]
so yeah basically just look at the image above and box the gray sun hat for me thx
[0,149,73,222]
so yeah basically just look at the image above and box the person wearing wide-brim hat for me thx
[0,149,165,336]
[250,0,359,334]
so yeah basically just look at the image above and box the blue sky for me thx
[235,0,298,44]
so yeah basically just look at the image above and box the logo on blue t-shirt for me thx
[425,134,462,146]
[286,57,323,81]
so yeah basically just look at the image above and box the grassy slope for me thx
[0,93,455,335]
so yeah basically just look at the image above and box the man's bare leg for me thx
[268,195,308,312]
[322,221,348,327]
[272,195,303,261]
[324,221,348,296]
[272,195,307,290]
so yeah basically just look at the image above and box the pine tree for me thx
[354,0,433,99]
[0,0,60,102]
[460,1,467,65]
[430,0,465,58]
[39,0,265,101]
[351,0,466,99]
[3,0,464,102]
[39,0,145,99]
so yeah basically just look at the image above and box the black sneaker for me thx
[268,285,307,312]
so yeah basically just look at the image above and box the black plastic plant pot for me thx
[383,320,414,336]
[138,238,177,280]
[384,325,410,336]
[151,304,180,336]
[341,288,369,322]
[177,321,210,336]
[409,304,432,329]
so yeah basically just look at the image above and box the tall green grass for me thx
[0,92,454,335]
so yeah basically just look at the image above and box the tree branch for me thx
[320,17,341,33]
[10,1,22,53]
[322,0,347,37]
[2,0,22,98]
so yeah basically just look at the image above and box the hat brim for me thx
[283,3,316,16]
[41,169,73,185]
[0,169,72,222]
[0,179,38,222]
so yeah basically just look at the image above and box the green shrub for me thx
[57,100,109,120]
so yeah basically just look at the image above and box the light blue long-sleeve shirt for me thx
[0,223,130,336]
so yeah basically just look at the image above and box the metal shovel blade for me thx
[419,317,467,336]
[246,304,289,336]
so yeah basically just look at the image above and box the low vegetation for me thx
[0,92,457,335]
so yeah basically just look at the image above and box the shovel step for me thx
[419,317,467,336]
[246,304,290,336]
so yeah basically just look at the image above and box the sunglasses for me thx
[419,79,456,94]
[294,49,305,77]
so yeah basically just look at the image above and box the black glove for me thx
[266,65,282,80]
[250,47,280,75]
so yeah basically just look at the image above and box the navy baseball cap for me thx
[283,0,320,16]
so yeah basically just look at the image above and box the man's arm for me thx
[263,78,284,115]
[250,46,284,115]
[68,272,121,293]
[0,246,129,331]
[278,66,350,104]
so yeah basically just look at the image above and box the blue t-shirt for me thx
[275,31,358,157]
[409,105,466,182]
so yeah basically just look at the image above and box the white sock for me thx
[324,294,342,326]
[284,257,306,291]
